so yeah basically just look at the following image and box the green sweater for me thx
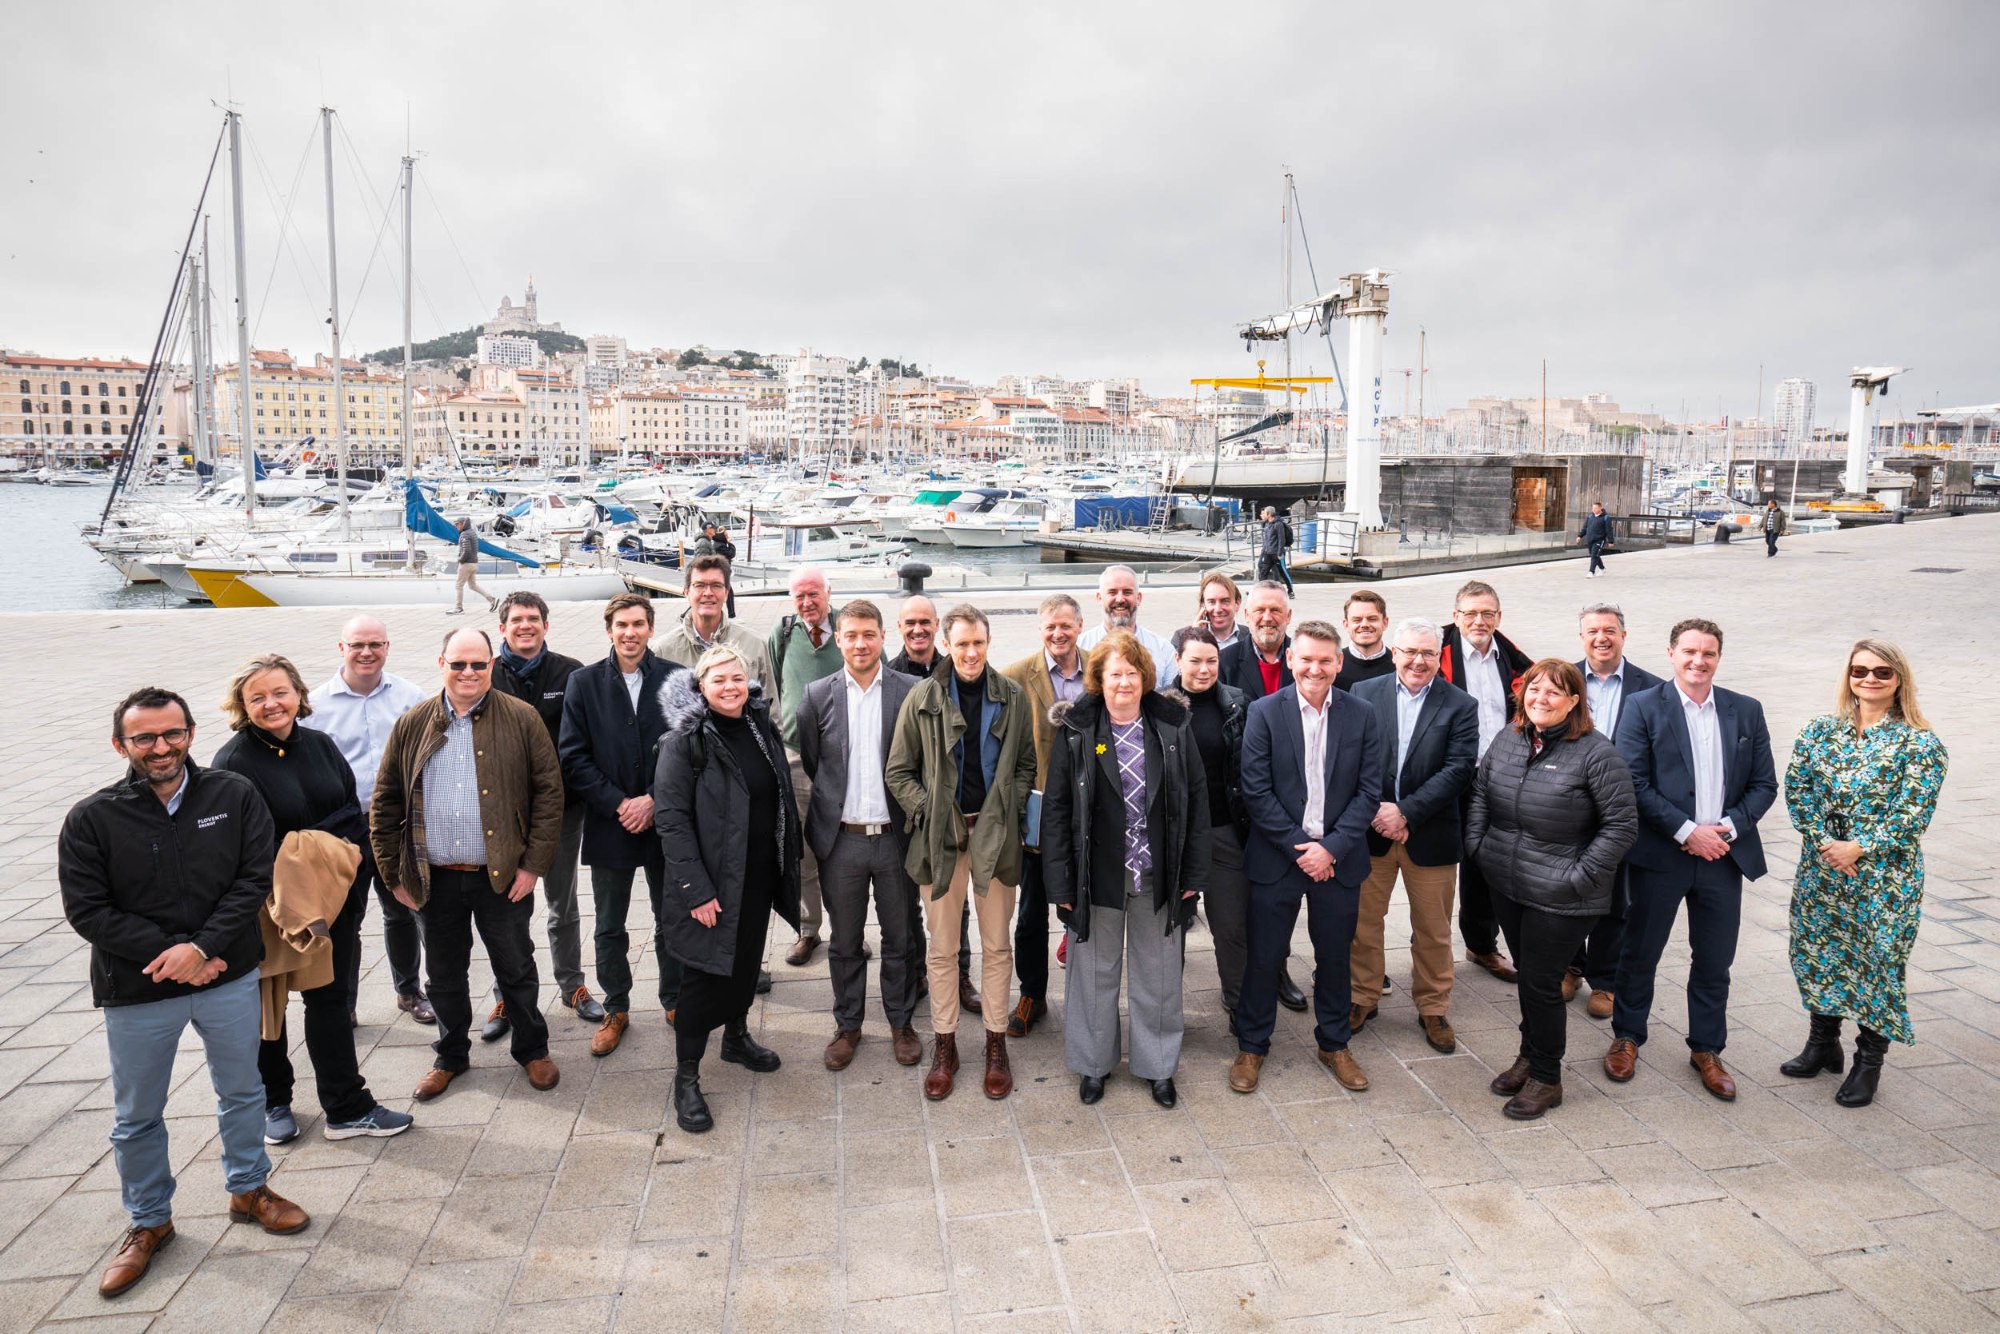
[766,612,845,750]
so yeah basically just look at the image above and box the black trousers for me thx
[262,867,375,1121]
[676,867,776,1064]
[421,867,549,1072]
[1614,859,1742,1054]
[591,861,683,1012]
[1765,530,1779,556]
[346,850,427,1014]
[1234,868,1360,1055]
[1587,540,1607,574]
[824,830,925,1030]
[1256,555,1295,595]
[1013,850,1051,1004]
[1204,827,1250,1013]
[1457,845,1502,956]
[1492,893,1598,1084]
[1569,867,1629,990]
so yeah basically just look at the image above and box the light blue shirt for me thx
[1584,660,1628,741]
[164,767,190,816]
[1393,678,1433,801]
[302,670,429,806]
[423,694,489,866]
[1078,622,1178,688]
[1046,652,1085,705]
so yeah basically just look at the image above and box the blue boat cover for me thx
[402,482,542,568]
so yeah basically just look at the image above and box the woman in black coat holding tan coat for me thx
[653,646,801,1134]
[1466,658,1637,1121]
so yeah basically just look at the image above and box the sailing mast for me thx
[227,110,257,524]
[322,107,351,539]
[401,152,417,564]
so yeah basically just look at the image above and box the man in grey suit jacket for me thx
[796,599,924,1072]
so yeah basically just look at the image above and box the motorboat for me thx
[941,497,1047,548]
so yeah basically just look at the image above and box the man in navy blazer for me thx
[1230,620,1384,1096]
[1603,617,1776,1102]
[559,594,688,1059]
[1567,604,1666,1017]
[797,600,925,1071]
[1349,618,1478,1054]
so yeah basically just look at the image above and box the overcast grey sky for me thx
[3,1,1994,423]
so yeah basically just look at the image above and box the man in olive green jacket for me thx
[885,605,1036,1102]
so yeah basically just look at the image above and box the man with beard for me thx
[1077,564,1177,687]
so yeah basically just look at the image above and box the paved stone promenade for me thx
[2,516,1998,1331]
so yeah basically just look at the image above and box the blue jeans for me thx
[104,971,269,1227]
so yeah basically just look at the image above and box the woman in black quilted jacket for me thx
[1466,658,1637,1120]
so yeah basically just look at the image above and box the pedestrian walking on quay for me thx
[449,517,497,615]
[1781,639,1948,1107]
[1577,500,1613,577]
[1761,499,1787,557]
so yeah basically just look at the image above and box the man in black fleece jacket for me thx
[58,687,309,1299]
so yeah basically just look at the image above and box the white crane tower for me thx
[1845,366,1909,497]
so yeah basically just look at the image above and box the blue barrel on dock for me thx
[1300,521,1319,553]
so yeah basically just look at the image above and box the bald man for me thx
[303,615,434,1024]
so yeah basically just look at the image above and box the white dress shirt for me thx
[1298,689,1330,839]
[840,668,891,825]
[302,669,430,807]
[1673,684,1735,844]
[1078,622,1179,687]
[1462,643,1508,758]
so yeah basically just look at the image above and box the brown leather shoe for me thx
[959,974,983,1017]
[824,1029,862,1071]
[1586,990,1614,1020]
[1006,996,1047,1038]
[1489,1056,1531,1096]
[525,1057,560,1091]
[1504,1079,1564,1120]
[99,1221,173,1297]
[413,1067,457,1102]
[1690,1051,1737,1101]
[1603,1037,1638,1082]
[1561,971,1582,1002]
[1228,1051,1264,1093]
[1419,1014,1457,1054]
[923,1032,959,1100]
[891,1026,922,1066]
[1467,950,1519,983]
[590,1012,629,1058]
[228,1184,309,1235]
[1320,1048,1369,1091]
[1348,1004,1376,1035]
[982,1031,1013,1099]
[786,934,820,966]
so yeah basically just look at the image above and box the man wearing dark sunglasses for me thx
[371,627,567,1103]
[60,686,312,1298]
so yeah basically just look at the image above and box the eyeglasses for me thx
[1455,609,1499,621]
[1393,648,1440,660]
[446,660,492,673]
[1848,664,1897,681]
[122,728,190,749]
[344,641,387,652]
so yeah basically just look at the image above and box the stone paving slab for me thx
[1,515,1997,1330]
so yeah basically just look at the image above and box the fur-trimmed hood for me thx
[1050,689,1189,733]
[660,667,772,735]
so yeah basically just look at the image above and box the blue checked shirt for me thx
[422,694,488,866]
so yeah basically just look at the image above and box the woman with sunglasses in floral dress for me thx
[1781,639,1948,1107]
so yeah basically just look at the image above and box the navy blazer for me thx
[1351,675,1478,867]
[1221,636,1294,701]
[1614,681,1776,880]
[559,650,685,869]
[795,666,915,864]
[1239,684,1382,887]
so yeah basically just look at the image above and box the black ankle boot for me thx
[1835,1027,1889,1107]
[1780,1013,1845,1078]
[721,1022,781,1073]
[674,1061,713,1133]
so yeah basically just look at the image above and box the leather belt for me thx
[431,862,484,873]
[840,821,890,836]
[961,812,980,827]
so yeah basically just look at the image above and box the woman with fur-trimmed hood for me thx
[652,646,801,1134]
[1042,630,1210,1112]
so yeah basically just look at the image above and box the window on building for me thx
[15,380,25,394]
[18,400,28,415]
[83,424,92,436]
[63,422,73,434]
[59,381,71,395]
[118,385,127,396]
[99,383,109,396]
[61,400,71,414]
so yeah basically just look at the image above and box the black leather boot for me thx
[674,1061,713,1133]
[721,1022,782,1073]
[1835,1026,1889,1107]
[1780,1013,1845,1078]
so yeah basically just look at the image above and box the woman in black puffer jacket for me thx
[1466,658,1637,1121]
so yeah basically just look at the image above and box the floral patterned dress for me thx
[1784,715,1948,1044]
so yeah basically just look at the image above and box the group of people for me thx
[60,546,1948,1299]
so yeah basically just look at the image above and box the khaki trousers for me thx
[1350,843,1458,1016]
[924,850,1015,1035]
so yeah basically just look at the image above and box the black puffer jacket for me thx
[1042,691,1210,941]
[1466,725,1637,917]
[652,671,802,975]
[1163,683,1249,841]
